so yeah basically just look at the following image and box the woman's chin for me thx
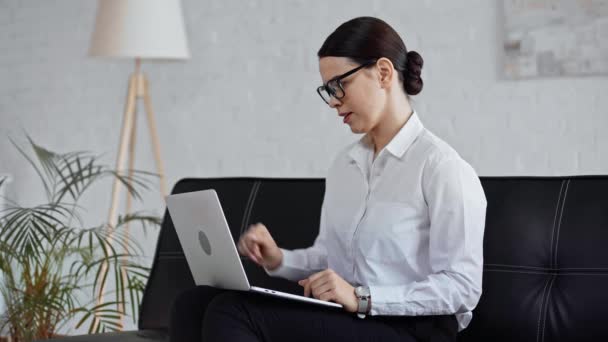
[348,123,367,134]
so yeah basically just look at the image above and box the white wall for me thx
[1,0,607,334]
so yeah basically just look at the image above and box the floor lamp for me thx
[89,0,190,330]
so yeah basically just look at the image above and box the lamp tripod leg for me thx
[94,74,137,332]
[142,77,169,199]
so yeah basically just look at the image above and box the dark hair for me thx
[317,17,424,96]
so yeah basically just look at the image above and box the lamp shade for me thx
[89,0,190,60]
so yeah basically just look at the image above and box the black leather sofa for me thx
[50,176,608,341]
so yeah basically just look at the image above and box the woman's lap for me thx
[169,285,227,341]
[170,285,457,342]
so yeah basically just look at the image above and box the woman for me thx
[169,16,487,342]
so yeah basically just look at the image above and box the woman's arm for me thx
[368,157,487,316]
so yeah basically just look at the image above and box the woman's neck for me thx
[368,95,413,155]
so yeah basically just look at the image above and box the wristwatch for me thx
[355,285,371,319]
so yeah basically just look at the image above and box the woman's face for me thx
[318,57,387,134]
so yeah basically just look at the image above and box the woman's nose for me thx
[328,96,341,108]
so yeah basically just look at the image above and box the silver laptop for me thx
[165,189,343,309]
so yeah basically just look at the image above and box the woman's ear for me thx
[376,57,395,89]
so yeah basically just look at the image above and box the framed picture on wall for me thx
[502,0,608,79]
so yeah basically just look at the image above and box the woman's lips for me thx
[343,112,353,123]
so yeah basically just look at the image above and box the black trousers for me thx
[169,285,458,342]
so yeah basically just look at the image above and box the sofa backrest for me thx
[458,176,608,342]
[138,176,608,341]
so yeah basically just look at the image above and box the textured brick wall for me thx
[1,0,607,334]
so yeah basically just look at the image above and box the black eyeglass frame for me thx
[316,60,377,104]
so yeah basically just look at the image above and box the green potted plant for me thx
[0,136,161,341]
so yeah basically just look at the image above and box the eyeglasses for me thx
[316,60,377,105]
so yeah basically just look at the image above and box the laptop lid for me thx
[165,189,251,291]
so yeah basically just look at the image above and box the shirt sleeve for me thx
[368,157,487,316]
[263,195,330,282]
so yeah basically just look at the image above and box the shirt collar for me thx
[348,110,424,164]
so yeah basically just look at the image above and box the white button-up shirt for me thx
[265,111,487,331]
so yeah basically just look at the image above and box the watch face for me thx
[356,286,371,297]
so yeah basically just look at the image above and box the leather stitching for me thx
[485,264,555,270]
[240,180,261,236]
[553,179,570,268]
[549,180,565,269]
[554,267,608,270]
[536,277,552,342]
[240,183,256,235]
[485,264,608,271]
[541,275,557,342]
[486,269,608,276]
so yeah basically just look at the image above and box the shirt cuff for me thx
[368,285,423,316]
[263,248,293,278]
[263,248,322,282]
[370,285,463,316]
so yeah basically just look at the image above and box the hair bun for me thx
[403,50,424,95]
[405,50,423,76]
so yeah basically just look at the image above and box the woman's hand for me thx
[237,223,283,270]
[298,269,358,313]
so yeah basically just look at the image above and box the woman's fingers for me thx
[298,279,311,297]
[238,238,251,257]
[298,271,334,300]
[248,247,260,263]
[245,236,263,264]
[252,243,262,261]
[246,229,265,258]
[311,280,332,298]
[238,223,271,265]
[239,234,256,255]
[237,238,244,254]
